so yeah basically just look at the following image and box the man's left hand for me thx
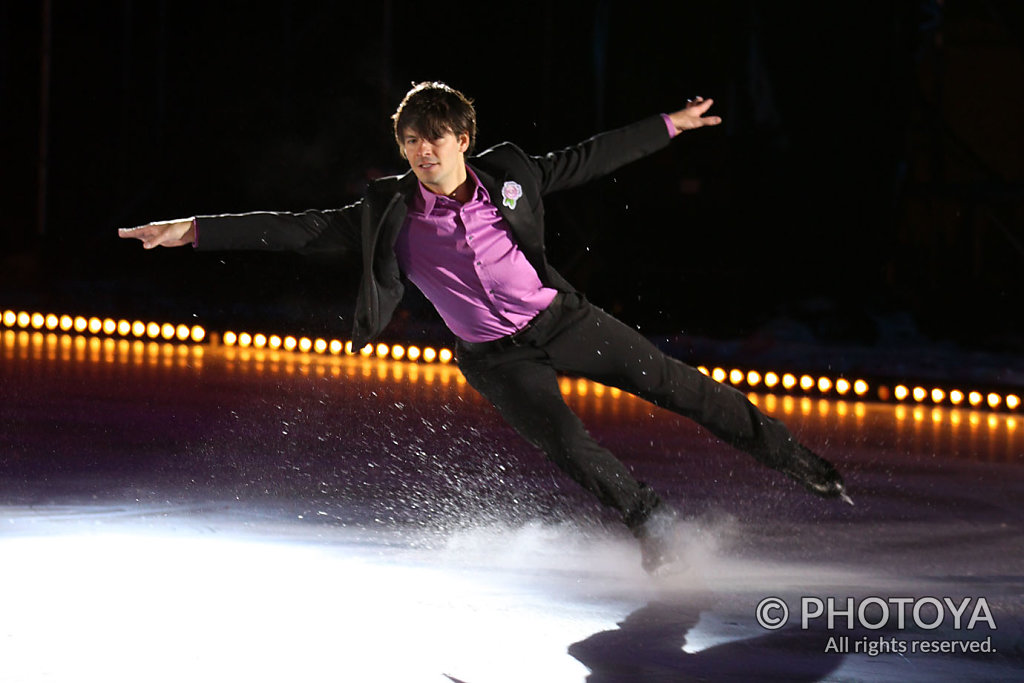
[667,97,722,133]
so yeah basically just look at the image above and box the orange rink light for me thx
[18,312,1022,408]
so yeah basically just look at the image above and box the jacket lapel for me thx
[375,173,416,252]
[470,164,538,250]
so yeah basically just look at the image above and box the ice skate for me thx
[780,445,853,505]
[634,503,687,576]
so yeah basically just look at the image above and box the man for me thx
[120,81,850,574]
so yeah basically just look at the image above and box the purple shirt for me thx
[395,168,557,342]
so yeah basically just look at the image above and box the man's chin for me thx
[412,170,436,185]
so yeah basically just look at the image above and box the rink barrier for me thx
[2,308,1019,414]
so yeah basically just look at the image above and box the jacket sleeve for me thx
[193,203,361,258]
[530,115,673,195]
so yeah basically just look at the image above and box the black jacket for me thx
[196,114,672,345]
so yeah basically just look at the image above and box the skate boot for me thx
[780,445,853,505]
[634,502,682,575]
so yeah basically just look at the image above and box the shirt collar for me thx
[414,167,487,214]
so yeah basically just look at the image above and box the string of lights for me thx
[3,308,1019,414]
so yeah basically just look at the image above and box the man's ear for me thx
[457,132,470,153]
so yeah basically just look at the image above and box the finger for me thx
[691,98,714,115]
[119,225,154,240]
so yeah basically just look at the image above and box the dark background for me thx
[2,0,1022,355]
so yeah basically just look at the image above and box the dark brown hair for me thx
[392,81,477,156]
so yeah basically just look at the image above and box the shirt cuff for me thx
[660,113,678,139]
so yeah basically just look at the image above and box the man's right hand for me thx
[118,218,195,249]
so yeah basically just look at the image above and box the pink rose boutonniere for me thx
[501,181,523,210]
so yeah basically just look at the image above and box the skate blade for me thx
[839,491,854,506]
[650,556,690,579]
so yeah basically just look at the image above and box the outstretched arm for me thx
[118,218,195,249]
[118,206,362,256]
[666,96,722,134]
[520,96,723,195]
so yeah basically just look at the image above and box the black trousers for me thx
[456,291,801,530]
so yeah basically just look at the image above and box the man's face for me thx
[401,127,469,195]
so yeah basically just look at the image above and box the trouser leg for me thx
[456,291,823,531]
[458,344,660,527]
[539,293,801,470]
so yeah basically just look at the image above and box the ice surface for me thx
[1,333,1022,681]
